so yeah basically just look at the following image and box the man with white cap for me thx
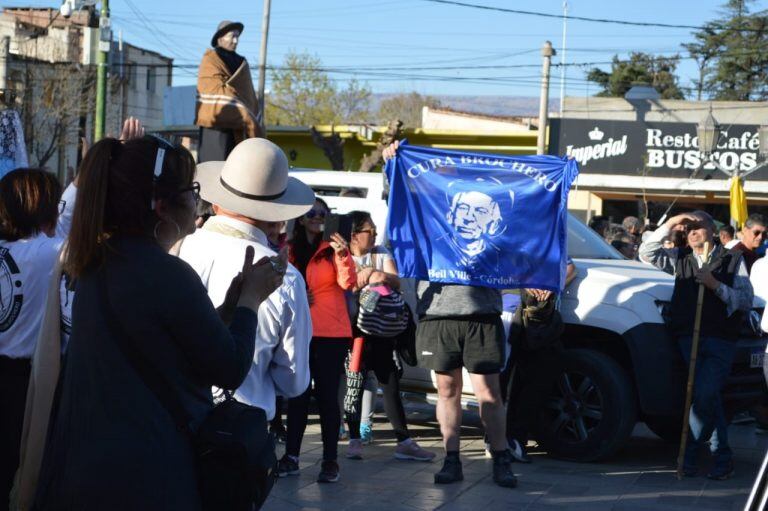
[179,138,314,422]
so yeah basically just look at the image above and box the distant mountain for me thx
[370,94,559,119]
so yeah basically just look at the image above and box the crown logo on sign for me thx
[588,127,604,141]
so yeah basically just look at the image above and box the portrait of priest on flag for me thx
[384,142,579,292]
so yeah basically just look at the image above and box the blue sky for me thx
[10,0,768,98]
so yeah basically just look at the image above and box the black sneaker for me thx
[509,438,532,464]
[317,460,340,483]
[434,456,463,484]
[277,454,299,477]
[492,450,518,488]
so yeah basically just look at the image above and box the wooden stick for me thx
[676,241,710,479]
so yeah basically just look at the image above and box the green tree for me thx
[266,52,371,126]
[376,92,441,129]
[682,23,722,100]
[586,52,685,99]
[686,0,768,101]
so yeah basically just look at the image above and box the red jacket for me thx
[291,241,356,338]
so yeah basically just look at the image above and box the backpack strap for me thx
[97,268,194,432]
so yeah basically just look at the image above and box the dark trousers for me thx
[197,127,235,163]
[679,336,736,463]
[286,338,349,461]
[345,337,409,442]
[0,356,31,510]
[502,346,562,445]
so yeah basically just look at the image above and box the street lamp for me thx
[760,124,768,160]
[697,106,721,156]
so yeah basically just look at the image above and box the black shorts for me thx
[415,315,505,374]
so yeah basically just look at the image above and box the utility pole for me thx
[256,0,272,134]
[559,1,567,117]
[537,40,556,155]
[94,0,111,141]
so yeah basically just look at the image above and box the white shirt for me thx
[351,245,392,271]
[751,257,768,336]
[56,182,77,239]
[725,239,740,249]
[0,234,63,358]
[54,182,77,350]
[179,215,312,419]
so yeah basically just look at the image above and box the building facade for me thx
[551,96,768,224]
[0,7,172,183]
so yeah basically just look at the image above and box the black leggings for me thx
[286,338,350,461]
[345,337,410,443]
[0,356,31,511]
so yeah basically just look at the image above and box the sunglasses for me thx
[305,209,327,219]
[174,181,201,203]
[750,229,767,238]
[355,228,377,236]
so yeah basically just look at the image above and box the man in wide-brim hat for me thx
[195,20,262,163]
[179,138,314,423]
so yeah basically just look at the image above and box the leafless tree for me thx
[20,61,95,168]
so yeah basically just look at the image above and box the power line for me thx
[420,0,766,33]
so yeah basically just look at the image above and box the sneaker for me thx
[509,438,532,464]
[346,439,363,460]
[317,460,340,483]
[492,450,518,488]
[338,425,349,441]
[395,439,436,462]
[277,454,300,477]
[270,425,287,444]
[360,422,373,445]
[707,460,735,481]
[434,456,463,484]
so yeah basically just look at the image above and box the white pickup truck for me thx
[289,168,767,462]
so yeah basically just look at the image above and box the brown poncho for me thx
[195,49,263,141]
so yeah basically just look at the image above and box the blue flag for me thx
[385,143,579,291]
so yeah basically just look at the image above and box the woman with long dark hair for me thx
[342,211,435,462]
[279,197,357,483]
[34,136,283,510]
[0,169,62,510]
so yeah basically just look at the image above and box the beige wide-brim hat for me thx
[196,138,315,222]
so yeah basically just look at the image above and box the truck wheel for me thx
[534,349,637,462]
[645,414,682,443]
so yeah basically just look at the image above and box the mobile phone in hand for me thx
[323,213,353,242]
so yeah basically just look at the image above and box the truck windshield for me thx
[567,214,624,260]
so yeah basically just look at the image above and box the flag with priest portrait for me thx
[384,143,579,292]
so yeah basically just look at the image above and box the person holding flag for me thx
[382,141,578,488]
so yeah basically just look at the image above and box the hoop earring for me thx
[153,219,181,245]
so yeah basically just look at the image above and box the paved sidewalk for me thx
[263,399,767,511]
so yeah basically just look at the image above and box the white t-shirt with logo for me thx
[0,234,63,358]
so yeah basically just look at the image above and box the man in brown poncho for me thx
[195,20,263,162]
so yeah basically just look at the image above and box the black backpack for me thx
[98,271,277,511]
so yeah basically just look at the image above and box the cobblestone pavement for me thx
[263,398,767,511]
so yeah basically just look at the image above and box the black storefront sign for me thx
[549,118,767,180]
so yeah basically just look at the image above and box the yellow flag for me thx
[730,177,748,228]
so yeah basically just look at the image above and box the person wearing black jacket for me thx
[34,136,283,510]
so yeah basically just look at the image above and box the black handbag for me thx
[509,290,564,352]
[98,271,277,511]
